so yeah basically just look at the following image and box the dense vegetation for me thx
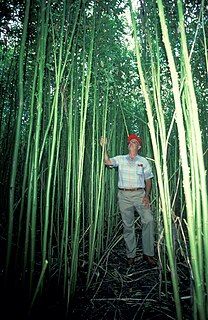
[0,0,207,319]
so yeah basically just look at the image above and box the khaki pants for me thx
[118,189,154,259]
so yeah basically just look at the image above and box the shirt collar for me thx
[126,154,139,161]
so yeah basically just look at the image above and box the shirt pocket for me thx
[136,164,144,175]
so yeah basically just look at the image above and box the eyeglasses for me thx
[128,141,139,145]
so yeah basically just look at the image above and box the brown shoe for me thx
[143,255,156,267]
[127,258,135,265]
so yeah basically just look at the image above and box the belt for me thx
[118,187,144,191]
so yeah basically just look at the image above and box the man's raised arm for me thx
[100,136,113,166]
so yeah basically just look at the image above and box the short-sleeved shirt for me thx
[110,154,153,189]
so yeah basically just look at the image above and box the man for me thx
[100,134,155,267]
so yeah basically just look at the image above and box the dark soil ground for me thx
[0,224,192,320]
[68,243,192,320]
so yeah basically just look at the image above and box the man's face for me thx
[128,139,141,152]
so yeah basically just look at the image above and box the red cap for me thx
[128,134,142,147]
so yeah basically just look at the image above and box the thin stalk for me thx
[177,4,208,313]
[30,0,50,292]
[28,260,48,316]
[87,80,109,284]
[22,154,34,282]
[15,62,38,267]
[157,0,206,318]
[6,0,31,278]
[48,93,63,272]
[42,0,63,279]
[69,2,95,296]
[128,1,182,318]
[201,0,208,75]
[61,49,74,297]
[88,66,97,268]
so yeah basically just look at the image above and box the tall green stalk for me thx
[69,1,96,296]
[16,62,38,268]
[201,0,208,75]
[61,45,75,298]
[6,0,31,278]
[128,1,182,319]
[30,0,50,291]
[177,0,208,317]
[157,0,207,318]
[87,79,109,283]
